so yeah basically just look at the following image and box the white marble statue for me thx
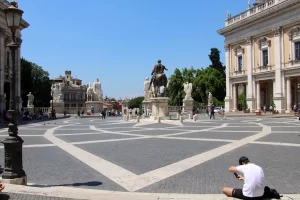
[93,78,103,101]
[86,82,94,101]
[248,0,251,8]
[144,77,150,100]
[183,82,193,100]
[51,83,64,102]
[27,92,34,106]
[208,92,213,105]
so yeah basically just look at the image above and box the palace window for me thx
[262,49,268,66]
[288,25,300,62]
[238,56,243,71]
[295,41,300,60]
[257,37,270,67]
[64,93,69,101]
[234,45,244,71]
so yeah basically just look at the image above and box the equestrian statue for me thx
[148,60,168,97]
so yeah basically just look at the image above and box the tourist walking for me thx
[210,104,215,119]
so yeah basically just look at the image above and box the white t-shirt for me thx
[236,163,265,197]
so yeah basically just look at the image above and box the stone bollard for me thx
[188,114,191,120]
[142,114,145,119]
[137,116,140,123]
[179,115,183,122]
[157,117,161,123]
[193,114,197,121]
[126,115,129,122]
[129,114,132,120]
[177,113,179,120]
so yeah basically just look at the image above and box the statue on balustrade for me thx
[183,82,193,100]
[27,92,34,107]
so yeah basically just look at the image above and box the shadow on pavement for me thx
[0,193,10,200]
[29,181,103,188]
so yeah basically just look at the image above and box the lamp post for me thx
[1,1,26,184]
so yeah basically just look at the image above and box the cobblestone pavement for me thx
[0,115,299,196]
[0,192,84,200]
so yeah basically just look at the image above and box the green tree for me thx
[31,64,52,107]
[21,58,32,107]
[167,68,184,106]
[127,96,144,109]
[208,48,225,75]
[192,67,225,103]
[21,58,52,107]
[182,67,196,83]
[238,92,247,110]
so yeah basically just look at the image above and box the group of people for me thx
[208,105,226,120]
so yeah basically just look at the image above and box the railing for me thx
[168,106,183,112]
[230,69,247,76]
[225,0,285,27]
[23,107,50,113]
[255,65,274,72]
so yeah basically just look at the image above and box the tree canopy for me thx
[166,48,226,106]
[21,58,52,107]
[127,96,144,109]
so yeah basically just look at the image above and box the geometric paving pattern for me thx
[0,116,299,194]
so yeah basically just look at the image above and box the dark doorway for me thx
[4,82,10,111]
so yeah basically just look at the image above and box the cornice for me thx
[217,0,300,35]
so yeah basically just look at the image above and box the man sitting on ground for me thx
[222,156,265,200]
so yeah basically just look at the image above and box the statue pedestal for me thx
[50,101,65,113]
[149,97,169,120]
[183,99,194,115]
[142,100,152,117]
[85,101,103,113]
[27,105,34,113]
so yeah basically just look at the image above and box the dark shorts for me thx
[232,189,263,200]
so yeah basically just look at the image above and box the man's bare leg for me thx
[222,187,234,197]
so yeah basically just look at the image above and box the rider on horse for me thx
[149,60,168,90]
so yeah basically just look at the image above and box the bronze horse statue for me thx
[148,60,168,97]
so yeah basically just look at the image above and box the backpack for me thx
[263,186,282,199]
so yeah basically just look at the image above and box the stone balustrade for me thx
[254,65,274,73]
[225,0,285,27]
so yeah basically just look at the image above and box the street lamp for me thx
[1,1,26,184]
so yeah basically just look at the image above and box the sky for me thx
[19,0,251,99]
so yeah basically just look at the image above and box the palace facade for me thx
[217,0,300,113]
[0,0,29,113]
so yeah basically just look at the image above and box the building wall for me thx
[218,0,300,113]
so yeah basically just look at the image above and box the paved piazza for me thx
[0,116,300,195]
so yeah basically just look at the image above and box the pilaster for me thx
[256,81,261,111]
[224,44,231,112]
[246,37,254,112]
[273,26,284,113]
[232,84,237,112]
[285,77,292,113]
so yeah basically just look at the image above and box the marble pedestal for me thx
[50,101,65,113]
[27,105,34,113]
[149,97,169,120]
[142,100,152,116]
[85,101,103,113]
[183,99,194,115]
